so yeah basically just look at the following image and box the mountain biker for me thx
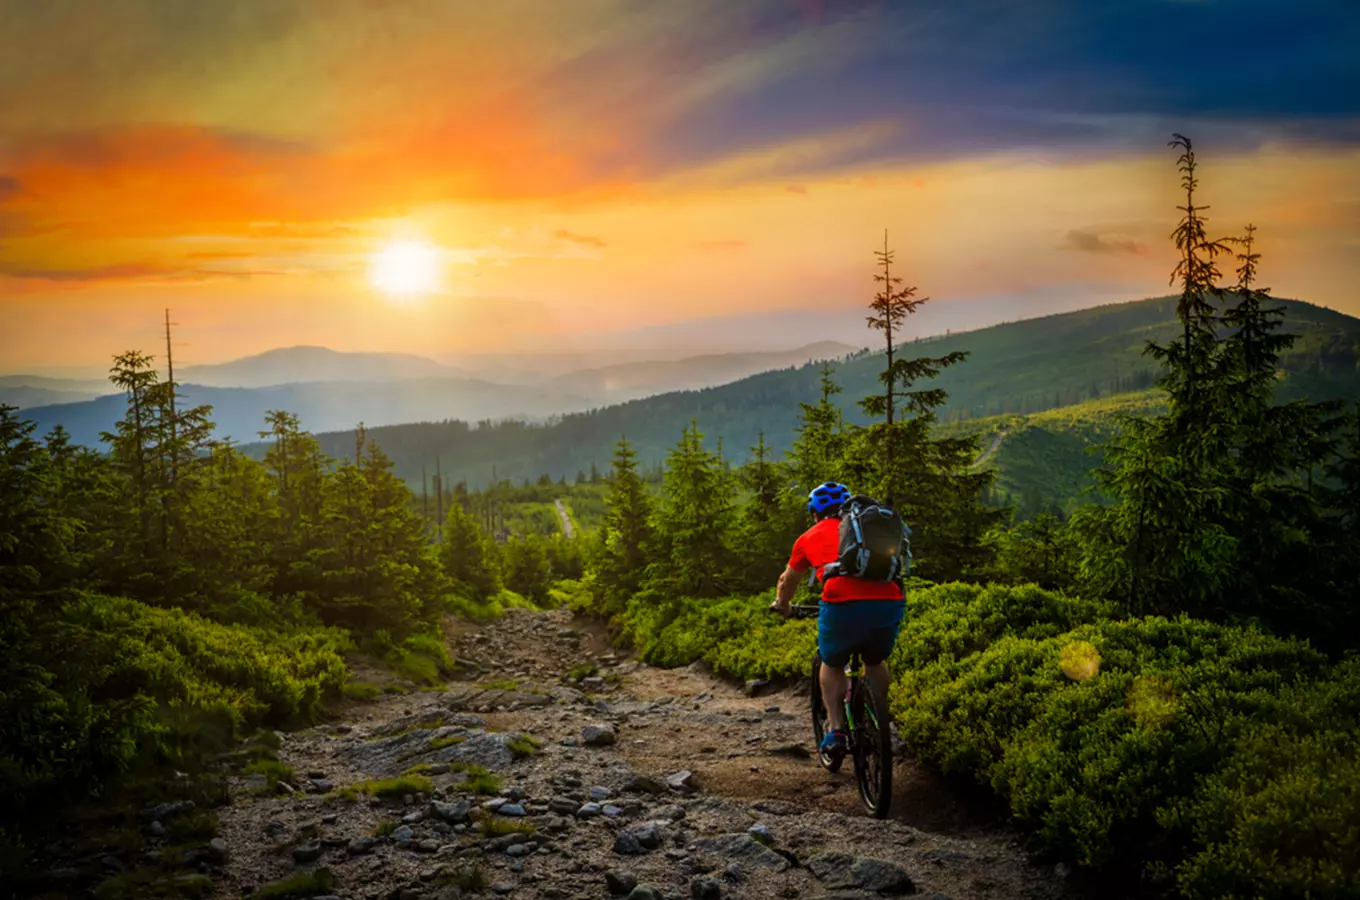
[771,482,905,766]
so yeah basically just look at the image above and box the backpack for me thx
[822,495,912,583]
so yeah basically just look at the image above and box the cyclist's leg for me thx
[860,599,907,701]
[816,602,852,732]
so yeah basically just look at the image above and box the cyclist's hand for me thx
[770,599,792,618]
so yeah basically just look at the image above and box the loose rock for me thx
[292,842,323,863]
[606,871,639,896]
[582,723,617,746]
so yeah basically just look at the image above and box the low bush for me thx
[340,681,382,701]
[253,868,337,899]
[480,818,535,837]
[328,774,433,802]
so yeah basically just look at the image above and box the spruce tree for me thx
[648,422,736,597]
[789,364,848,492]
[504,534,551,606]
[594,436,653,614]
[736,432,802,591]
[440,493,503,602]
[847,233,999,581]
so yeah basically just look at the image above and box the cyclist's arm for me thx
[773,563,807,615]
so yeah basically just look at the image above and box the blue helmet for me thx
[807,481,850,516]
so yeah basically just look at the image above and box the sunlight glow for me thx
[369,239,442,301]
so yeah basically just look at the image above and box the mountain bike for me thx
[786,603,894,818]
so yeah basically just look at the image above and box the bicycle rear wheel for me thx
[809,653,841,773]
[851,679,893,818]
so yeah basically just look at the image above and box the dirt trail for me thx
[970,430,1007,469]
[555,500,576,539]
[211,609,1066,900]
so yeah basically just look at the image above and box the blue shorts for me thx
[818,600,906,668]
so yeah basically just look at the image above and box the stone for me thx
[491,883,515,895]
[576,802,602,818]
[625,888,663,900]
[391,825,415,842]
[426,763,450,775]
[665,771,697,793]
[292,842,323,863]
[743,678,770,697]
[347,837,379,855]
[483,798,508,812]
[602,805,624,818]
[416,839,440,853]
[807,853,914,894]
[549,797,578,815]
[321,813,339,826]
[689,834,790,873]
[748,823,774,845]
[588,786,613,801]
[403,811,424,824]
[275,781,297,795]
[506,844,531,857]
[582,724,617,746]
[851,858,915,894]
[207,838,229,863]
[148,821,166,837]
[309,779,334,793]
[582,677,606,691]
[243,774,269,791]
[146,800,195,821]
[655,804,686,822]
[498,803,526,817]
[613,832,643,855]
[691,877,722,900]
[430,799,472,824]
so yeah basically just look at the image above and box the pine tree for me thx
[846,233,1000,580]
[789,364,848,492]
[736,432,802,591]
[440,494,502,602]
[648,422,736,597]
[504,534,551,606]
[594,436,653,613]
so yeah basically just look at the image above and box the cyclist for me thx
[771,481,905,766]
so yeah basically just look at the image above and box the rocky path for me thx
[208,609,1067,900]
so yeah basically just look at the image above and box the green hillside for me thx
[241,295,1360,495]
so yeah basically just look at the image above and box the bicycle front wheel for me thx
[809,653,841,773]
[851,679,893,818]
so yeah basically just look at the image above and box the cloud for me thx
[555,229,607,248]
[0,261,279,283]
[1062,228,1148,255]
[0,176,19,202]
[785,184,807,195]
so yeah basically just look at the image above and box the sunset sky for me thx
[2,0,1358,373]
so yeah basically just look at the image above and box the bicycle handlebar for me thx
[782,604,821,620]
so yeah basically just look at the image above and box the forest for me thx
[3,135,1358,898]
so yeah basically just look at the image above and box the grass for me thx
[243,758,296,786]
[374,820,398,837]
[340,681,383,701]
[327,774,433,802]
[95,871,214,900]
[480,818,536,838]
[567,663,599,681]
[435,864,488,891]
[484,677,520,691]
[429,734,465,751]
[459,767,502,796]
[507,734,542,759]
[164,809,219,842]
[254,868,338,899]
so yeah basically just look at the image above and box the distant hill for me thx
[233,296,1359,490]
[179,346,459,387]
[21,377,596,447]
[549,341,858,399]
[0,375,112,409]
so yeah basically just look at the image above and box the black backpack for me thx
[822,495,912,583]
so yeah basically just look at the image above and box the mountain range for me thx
[12,342,855,445]
[227,295,1359,493]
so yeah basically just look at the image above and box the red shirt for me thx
[788,517,904,603]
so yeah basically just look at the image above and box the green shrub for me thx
[164,809,219,842]
[329,774,433,802]
[456,765,501,796]
[428,734,465,751]
[340,681,382,701]
[254,868,337,899]
[244,758,296,786]
[480,817,535,837]
[567,663,599,681]
[374,820,398,837]
[507,734,542,759]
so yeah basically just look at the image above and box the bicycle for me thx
[785,603,894,818]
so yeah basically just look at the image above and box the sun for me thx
[369,238,442,301]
